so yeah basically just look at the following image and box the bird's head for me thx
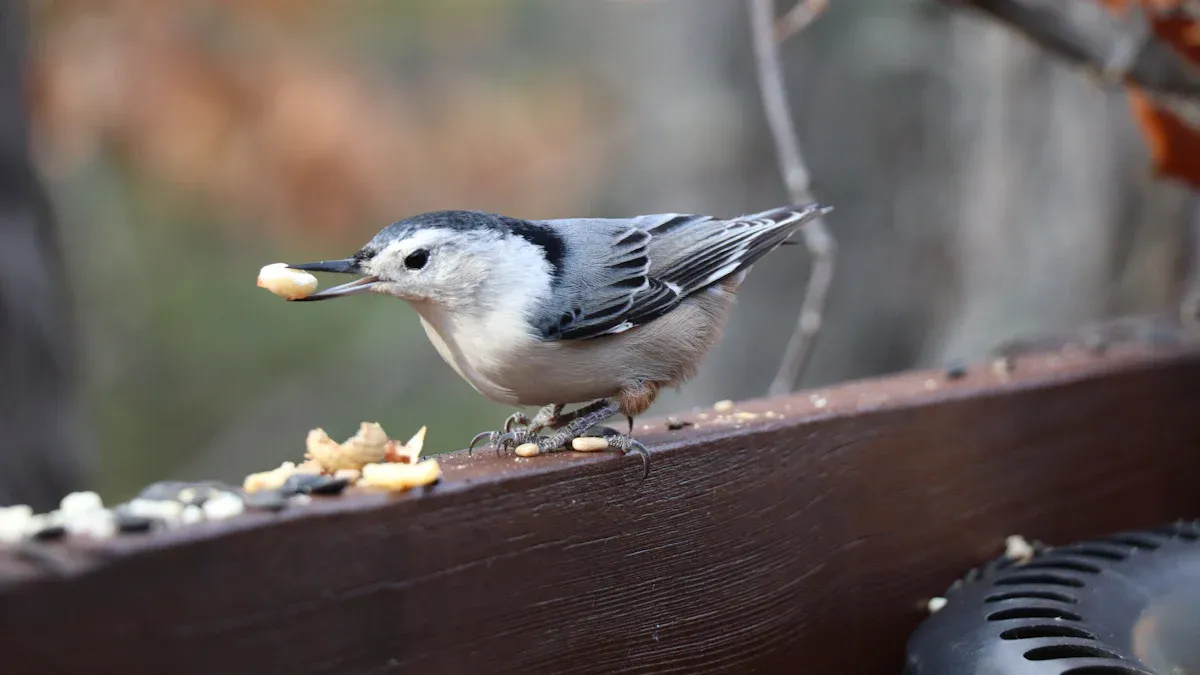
[289,210,525,308]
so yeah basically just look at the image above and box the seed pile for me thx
[242,422,441,493]
[0,422,440,547]
[0,483,258,545]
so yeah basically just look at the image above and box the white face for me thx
[359,227,493,307]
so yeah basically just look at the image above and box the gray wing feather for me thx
[544,203,829,340]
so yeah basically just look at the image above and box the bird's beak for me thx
[285,258,382,302]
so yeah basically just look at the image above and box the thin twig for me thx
[747,0,836,396]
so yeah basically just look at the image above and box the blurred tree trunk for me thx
[0,0,87,509]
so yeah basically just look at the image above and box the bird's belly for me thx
[491,351,625,407]
[418,316,621,407]
[416,287,735,409]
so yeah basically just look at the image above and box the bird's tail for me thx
[743,203,829,246]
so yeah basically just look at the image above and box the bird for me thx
[286,203,831,478]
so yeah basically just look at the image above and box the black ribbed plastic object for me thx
[905,520,1200,675]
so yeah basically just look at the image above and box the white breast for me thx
[407,239,558,406]
[415,305,532,405]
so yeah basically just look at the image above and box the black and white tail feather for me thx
[542,203,831,341]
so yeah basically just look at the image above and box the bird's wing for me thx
[543,204,828,340]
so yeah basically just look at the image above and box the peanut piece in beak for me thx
[257,263,318,300]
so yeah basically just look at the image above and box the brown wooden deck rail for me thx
[2,340,1200,674]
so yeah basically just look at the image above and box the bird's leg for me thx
[535,400,609,430]
[472,401,604,454]
[527,403,565,432]
[502,411,530,433]
[533,399,619,450]
[502,403,569,433]
[494,399,650,478]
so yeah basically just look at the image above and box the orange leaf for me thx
[1127,88,1200,188]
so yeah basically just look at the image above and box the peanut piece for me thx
[571,437,609,452]
[295,459,325,475]
[404,425,427,458]
[386,425,428,463]
[359,459,442,491]
[1005,534,1035,563]
[257,263,318,300]
[243,461,298,493]
[514,443,540,457]
[305,422,389,472]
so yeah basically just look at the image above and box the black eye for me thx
[404,249,429,270]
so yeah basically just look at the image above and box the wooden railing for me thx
[3,338,1200,674]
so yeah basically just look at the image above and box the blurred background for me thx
[1,0,1195,507]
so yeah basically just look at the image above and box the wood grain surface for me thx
[2,343,1200,674]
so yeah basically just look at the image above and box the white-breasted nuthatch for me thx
[287,203,831,477]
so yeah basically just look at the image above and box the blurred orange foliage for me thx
[1097,0,1200,189]
[28,0,611,245]
[1128,89,1200,185]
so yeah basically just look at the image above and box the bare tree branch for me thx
[947,0,1200,103]
[747,0,837,396]
[947,0,1200,136]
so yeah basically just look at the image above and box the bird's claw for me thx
[467,427,543,457]
[493,430,540,456]
[605,434,651,480]
[467,430,497,456]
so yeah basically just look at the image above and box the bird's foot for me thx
[584,428,650,480]
[518,411,650,479]
[468,428,539,457]
[471,404,566,457]
[467,399,651,479]
[511,426,649,478]
[609,434,650,480]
